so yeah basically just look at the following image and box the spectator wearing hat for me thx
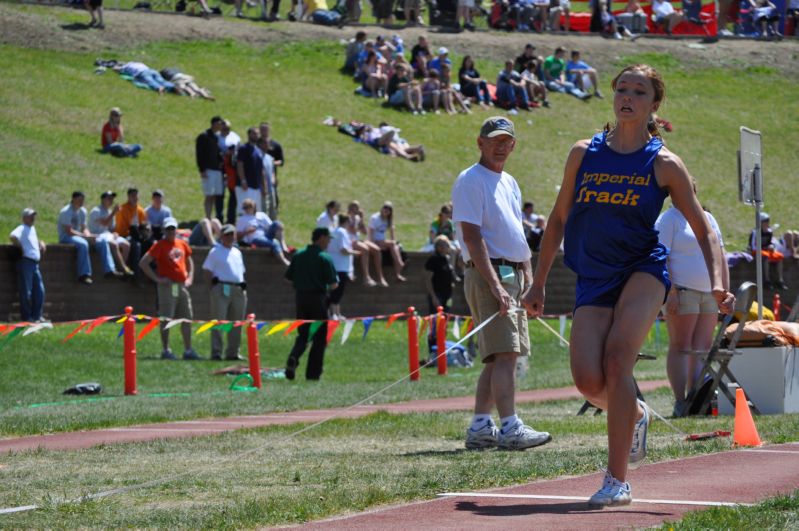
[284,227,339,380]
[196,116,225,221]
[428,47,452,74]
[749,212,787,289]
[101,108,142,158]
[88,191,134,276]
[9,208,46,322]
[58,191,120,285]
[145,190,173,241]
[203,224,248,361]
[115,188,150,277]
[139,217,201,361]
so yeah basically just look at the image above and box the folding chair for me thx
[576,353,657,416]
[677,281,761,417]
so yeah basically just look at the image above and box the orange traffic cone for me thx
[733,388,762,447]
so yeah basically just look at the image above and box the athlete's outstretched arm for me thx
[522,139,589,317]
[655,148,734,314]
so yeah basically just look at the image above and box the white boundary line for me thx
[437,492,753,508]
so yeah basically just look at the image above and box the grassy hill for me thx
[0,6,797,252]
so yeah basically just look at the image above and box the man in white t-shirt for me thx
[327,214,361,320]
[452,116,552,451]
[203,224,248,361]
[9,208,46,322]
[652,0,683,33]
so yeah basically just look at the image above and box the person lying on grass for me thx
[324,117,425,162]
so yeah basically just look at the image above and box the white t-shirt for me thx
[236,212,274,244]
[656,206,724,292]
[653,0,675,17]
[88,205,115,235]
[218,131,241,152]
[57,204,86,241]
[316,211,338,231]
[10,223,40,261]
[328,226,354,274]
[451,163,531,263]
[202,243,246,283]
[368,213,390,242]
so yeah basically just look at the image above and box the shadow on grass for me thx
[60,22,93,31]
[454,500,672,517]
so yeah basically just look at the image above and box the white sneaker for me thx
[465,419,499,450]
[498,421,552,450]
[629,399,650,470]
[588,470,631,507]
[508,108,519,115]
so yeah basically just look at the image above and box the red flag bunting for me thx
[385,313,402,329]
[283,320,305,335]
[326,320,340,344]
[63,321,90,343]
[85,315,115,334]
[137,318,161,341]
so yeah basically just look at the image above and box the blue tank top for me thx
[564,131,669,279]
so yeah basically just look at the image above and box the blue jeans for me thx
[135,69,175,92]
[250,222,283,255]
[312,9,342,25]
[546,80,588,99]
[460,80,490,104]
[59,235,115,278]
[496,83,530,109]
[17,258,44,321]
[103,143,142,157]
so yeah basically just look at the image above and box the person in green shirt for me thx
[284,227,339,380]
[542,47,591,101]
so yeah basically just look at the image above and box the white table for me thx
[718,346,799,415]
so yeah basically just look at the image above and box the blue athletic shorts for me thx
[574,262,671,311]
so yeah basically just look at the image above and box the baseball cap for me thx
[480,116,515,139]
[101,190,117,199]
[152,189,164,197]
[21,207,36,217]
[109,107,122,116]
[221,223,236,235]
[759,212,770,222]
[438,46,448,55]
[164,217,178,229]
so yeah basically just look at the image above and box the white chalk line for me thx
[437,492,753,508]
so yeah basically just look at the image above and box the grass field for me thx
[0,17,797,251]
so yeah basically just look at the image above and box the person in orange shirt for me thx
[139,217,201,361]
[115,187,150,276]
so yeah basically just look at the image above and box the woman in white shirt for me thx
[367,201,406,282]
[316,200,340,231]
[235,198,290,266]
[347,201,384,287]
[656,196,728,416]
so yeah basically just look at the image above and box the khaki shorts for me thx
[675,287,717,315]
[157,281,193,320]
[464,265,529,362]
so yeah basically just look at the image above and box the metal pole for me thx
[753,164,763,319]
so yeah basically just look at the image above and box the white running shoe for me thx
[498,421,552,450]
[588,470,632,507]
[629,399,650,470]
[465,419,499,450]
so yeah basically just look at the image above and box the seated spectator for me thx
[354,41,383,83]
[514,43,541,74]
[788,0,799,36]
[496,60,531,114]
[88,191,134,276]
[543,47,590,100]
[9,208,46,322]
[344,201,385,286]
[374,34,397,58]
[58,191,121,284]
[304,0,344,25]
[189,217,222,247]
[359,50,389,98]
[420,69,443,113]
[236,198,291,266]
[428,47,452,74]
[440,65,472,114]
[749,212,787,289]
[777,229,799,260]
[115,187,151,276]
[549,0,571,31]
[387,63,424,114]
[344,31,368,73]
[752,0,782,38]
[617,0,648,34]
[159,68,215,100]
[114,62,175,94]
[652,0,684,34]
[425,235,456,314]
[368,201,406,282]
[316,200,341,230]
[145,190,173,241]
[101,107,142,158]
[521,60,550,107]
[566,50,603,99]
[423,204,462,272]
[410,35,432,78]
[458,55,492,110]
[522,201,546,251]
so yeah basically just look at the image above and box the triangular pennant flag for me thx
[340,319,355,344]
[2,323,28,336]
[256,321,269,331]
[195,321,218,335]
[326,320,340,344]
[284,320,305,336]
[85,315,115,334]
[385,313,402,329]
[460,317,472,338]
[63,321,90,343]
[0,327,24,352]
[117,325,125,338]
[267,322,290,336]
[361,318,374,340]
[419,316,430,337]
[164,318,188,330]
[23,322,53,337]
[214,322,235,333]
[115,315,128,324]
[136,318,161,341]
[452,317,460,339]
[308,320,323,339]
[0,325,7,334]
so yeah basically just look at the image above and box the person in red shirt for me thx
[101,107,142,158]
[139,217,201,361]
